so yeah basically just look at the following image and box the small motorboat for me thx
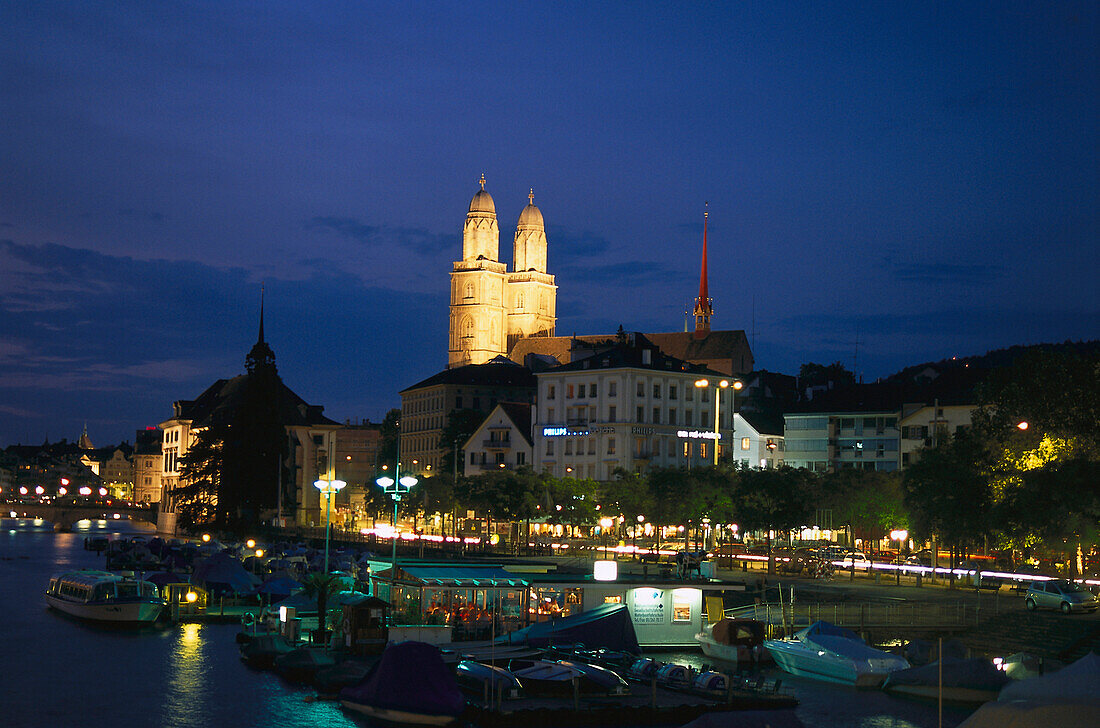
[692,670,731,694]
[695,618,769,664]
[45,570,166,624]
[765,621,909,688]
[340,641,465,726]
[655,663,693,690]
[556,659,629,695]
[455,660,523,699]
[626,657,661,682]
[883,657,1009,706]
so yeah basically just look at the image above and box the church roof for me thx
[401,358,537,393]
[166,374,337,429]
[517,189,543,227]
[468,174,495,214]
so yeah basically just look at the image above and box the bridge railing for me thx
[727,601,981,637]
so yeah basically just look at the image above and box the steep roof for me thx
[401,358,537,393]
[168,374,337,428]
[497,402,534,446]
[541,332,723,376]
[739,410,785,437]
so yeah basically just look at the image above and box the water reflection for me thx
[162,623,207,728]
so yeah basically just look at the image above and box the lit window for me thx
[741,437,751,450]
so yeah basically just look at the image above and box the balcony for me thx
[483,439,511,450]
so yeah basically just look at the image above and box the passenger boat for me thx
[45,570,166,624]
[765,621,909,687]
[694,618,769,664]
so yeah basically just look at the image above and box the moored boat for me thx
[655,663,693,689]
[695,618,769,664]
[45,570,165,624]
[455,660,524,699]
[765,621,908,687]
[883,657,1009,706]
[340,641,465,726]
[555,659,629,695]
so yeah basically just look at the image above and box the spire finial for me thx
[693,203,713,337]
[479,173,486,191]
[258,283,266,344]
[529,188,535,205]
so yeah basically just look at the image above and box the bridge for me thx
[4,500,158,529]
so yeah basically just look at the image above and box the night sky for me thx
[2,3,1097,447]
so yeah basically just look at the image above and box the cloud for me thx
[0,240,447,446]
[307,216,452,255]
[891,262,1003,285]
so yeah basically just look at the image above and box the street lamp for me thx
[314,478,347,574]
[376,471,418,600]
[599,517,614,559]
[694,378,743,465]
[890,528,908,585]
[634,514,645,561]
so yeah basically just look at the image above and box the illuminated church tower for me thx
[449,177,556,367]
[693,204,713,339]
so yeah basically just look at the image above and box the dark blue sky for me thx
[2,2,1097,446]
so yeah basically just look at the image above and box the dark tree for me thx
[798,361,856,392]
[734,467,816,573]
[438,409,486,475]
[378,408,401,469]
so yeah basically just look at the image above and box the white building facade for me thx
[533,337,735,480]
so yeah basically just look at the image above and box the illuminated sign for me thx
[542,427,590,437]
[677,430,722,440]
[631,426,655,435]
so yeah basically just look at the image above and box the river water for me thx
[1,519,972,728]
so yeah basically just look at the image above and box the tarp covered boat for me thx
[494,604,640,653]
[765,621,909,687]
[340,641,465,726]
[884,656,1009,706]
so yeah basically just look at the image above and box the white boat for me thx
[694,618,769,664]
[765,621,908,687]
[45,570,166,624]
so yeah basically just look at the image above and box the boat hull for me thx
[45,593,164,624]
[884,683,1001,706]
[765,639,895,687]
[340,700,457,726]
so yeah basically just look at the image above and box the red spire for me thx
[693,203,712,337]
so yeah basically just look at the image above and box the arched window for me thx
[464,283,474,300]
[463,318,474,340]
[516,293,525,309]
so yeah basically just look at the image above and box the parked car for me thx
[1024,580,1099,614]
[904,550,933,568]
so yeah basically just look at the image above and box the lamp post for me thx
[376,470,418,601]
[599,516,614,559]
[314,478,347,574]
[890,528,908,585]
[694,378,742,465]
[634,514,645,561]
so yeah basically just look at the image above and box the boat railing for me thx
[727,601,981,638]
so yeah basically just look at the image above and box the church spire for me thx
[258,283,266,345]
[246,285,277,375]
[693,203,713,338]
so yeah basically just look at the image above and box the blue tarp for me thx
[495,603,641,654]
[340,641,465,718]
[191,552,258,595]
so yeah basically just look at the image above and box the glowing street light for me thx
[890,529,909,585]
[599,516,614,559]
[1016,421,1029,431]
[694,378,743,465]
[634,514,645,561]
[314,479,347,574]
[376,470,417,599]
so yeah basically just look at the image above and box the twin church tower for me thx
[448,175,557,367]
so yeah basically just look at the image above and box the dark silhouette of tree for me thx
[438,409,486,476]
[823,470,908,545]
[177,333,285,533]
[798,361,856,393]
[734,467,816,573]
[378,409,401,469]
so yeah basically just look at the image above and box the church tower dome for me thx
[513,188,547,273]
[462,174,499,261]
